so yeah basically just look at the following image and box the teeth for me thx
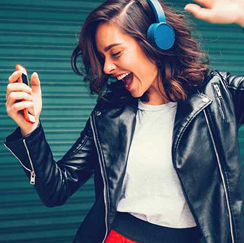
[117,72,131,80]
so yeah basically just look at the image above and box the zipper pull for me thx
[214,84,222,98]
[30,171,36,185]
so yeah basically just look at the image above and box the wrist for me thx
[236,7,244,28]
[20,120,40,137]
[237,17,244,28]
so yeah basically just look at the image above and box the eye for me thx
[112,51,121,57]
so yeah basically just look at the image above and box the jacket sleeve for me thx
[4,118,96,207]
[218,71,244,128]
[231,28,244,127]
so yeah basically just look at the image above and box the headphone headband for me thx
[146,0,175,50]
[147,0,166,23]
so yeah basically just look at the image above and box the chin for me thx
[130,92,141,98]
[128,86,146,99]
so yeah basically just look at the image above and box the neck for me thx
[142,80,169,105]
[142,96,168,105]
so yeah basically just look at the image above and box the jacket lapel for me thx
[94,92,213,173]
[172,92,212,166]
[93,102,138,169]
[92,100,138,213]
[92,91,212,215]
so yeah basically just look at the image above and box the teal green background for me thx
[0,0,243,242]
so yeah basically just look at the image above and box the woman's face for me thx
[95,23,166,104]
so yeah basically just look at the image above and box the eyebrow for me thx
[104,43,123,52]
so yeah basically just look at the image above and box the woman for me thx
[4,0,244,242]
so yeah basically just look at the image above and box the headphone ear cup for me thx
[147,22,175,50]
[147,23,157,46]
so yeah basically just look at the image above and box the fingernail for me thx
[34,72,39,78]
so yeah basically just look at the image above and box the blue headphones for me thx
[146,0,175,50]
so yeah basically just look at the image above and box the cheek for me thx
[133,66,149,83]
[121,56,135,69]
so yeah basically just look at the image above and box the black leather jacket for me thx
[4,70,244,243]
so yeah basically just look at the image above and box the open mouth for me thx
[123,72,133,90]
[116,72,134,90]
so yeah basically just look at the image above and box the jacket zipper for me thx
[213,83,226,120]
[90,116,109,243]
[23,139,36,185]
[4,140,36,185]
[203,109,235,243]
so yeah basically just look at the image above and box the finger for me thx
[6,83,32,99]
[186,0,213,9]
[28,104,35,116]
[30,72,41,90]
[8,101,34,116]
[8,70,22,83]
[184,4,214,22]
[7,92,33,106]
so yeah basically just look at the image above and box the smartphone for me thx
[15,64,36,124]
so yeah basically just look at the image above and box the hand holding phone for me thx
[6,65,42,136]
[15,64,36,124]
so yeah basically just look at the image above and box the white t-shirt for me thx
[116,99,197,228]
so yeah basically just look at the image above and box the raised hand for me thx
[6,70,42,136]
[184,0,244,27]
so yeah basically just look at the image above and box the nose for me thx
[103,57,116,74]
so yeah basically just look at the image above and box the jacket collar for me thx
[171,91,212,167]
[93,90,212,169]
[172,71,214,139]
[92,89,212,213]
[172,92,212,149]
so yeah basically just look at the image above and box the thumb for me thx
[184,4,201,14]
[30,72,41,92]
[184,4,213,22]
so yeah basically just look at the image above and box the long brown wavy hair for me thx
[71,0,211,103]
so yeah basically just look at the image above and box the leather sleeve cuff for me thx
[4,122,44,173]
[5,121,42,144]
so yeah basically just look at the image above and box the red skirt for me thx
[105,229,138,243]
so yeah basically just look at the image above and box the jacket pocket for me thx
[212,83,227,122]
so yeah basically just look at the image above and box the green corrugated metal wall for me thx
[0,1,100,242]
[0,0,243,242]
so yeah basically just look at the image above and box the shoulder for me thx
[201,70,228,87]
[201,69,244,90]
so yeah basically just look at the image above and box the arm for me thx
[184,0,244,28]
[225,74,244,128]
[4,118,96,207]
[184,0,244,126]
[215,71,244,128]
[5,68,96,207]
